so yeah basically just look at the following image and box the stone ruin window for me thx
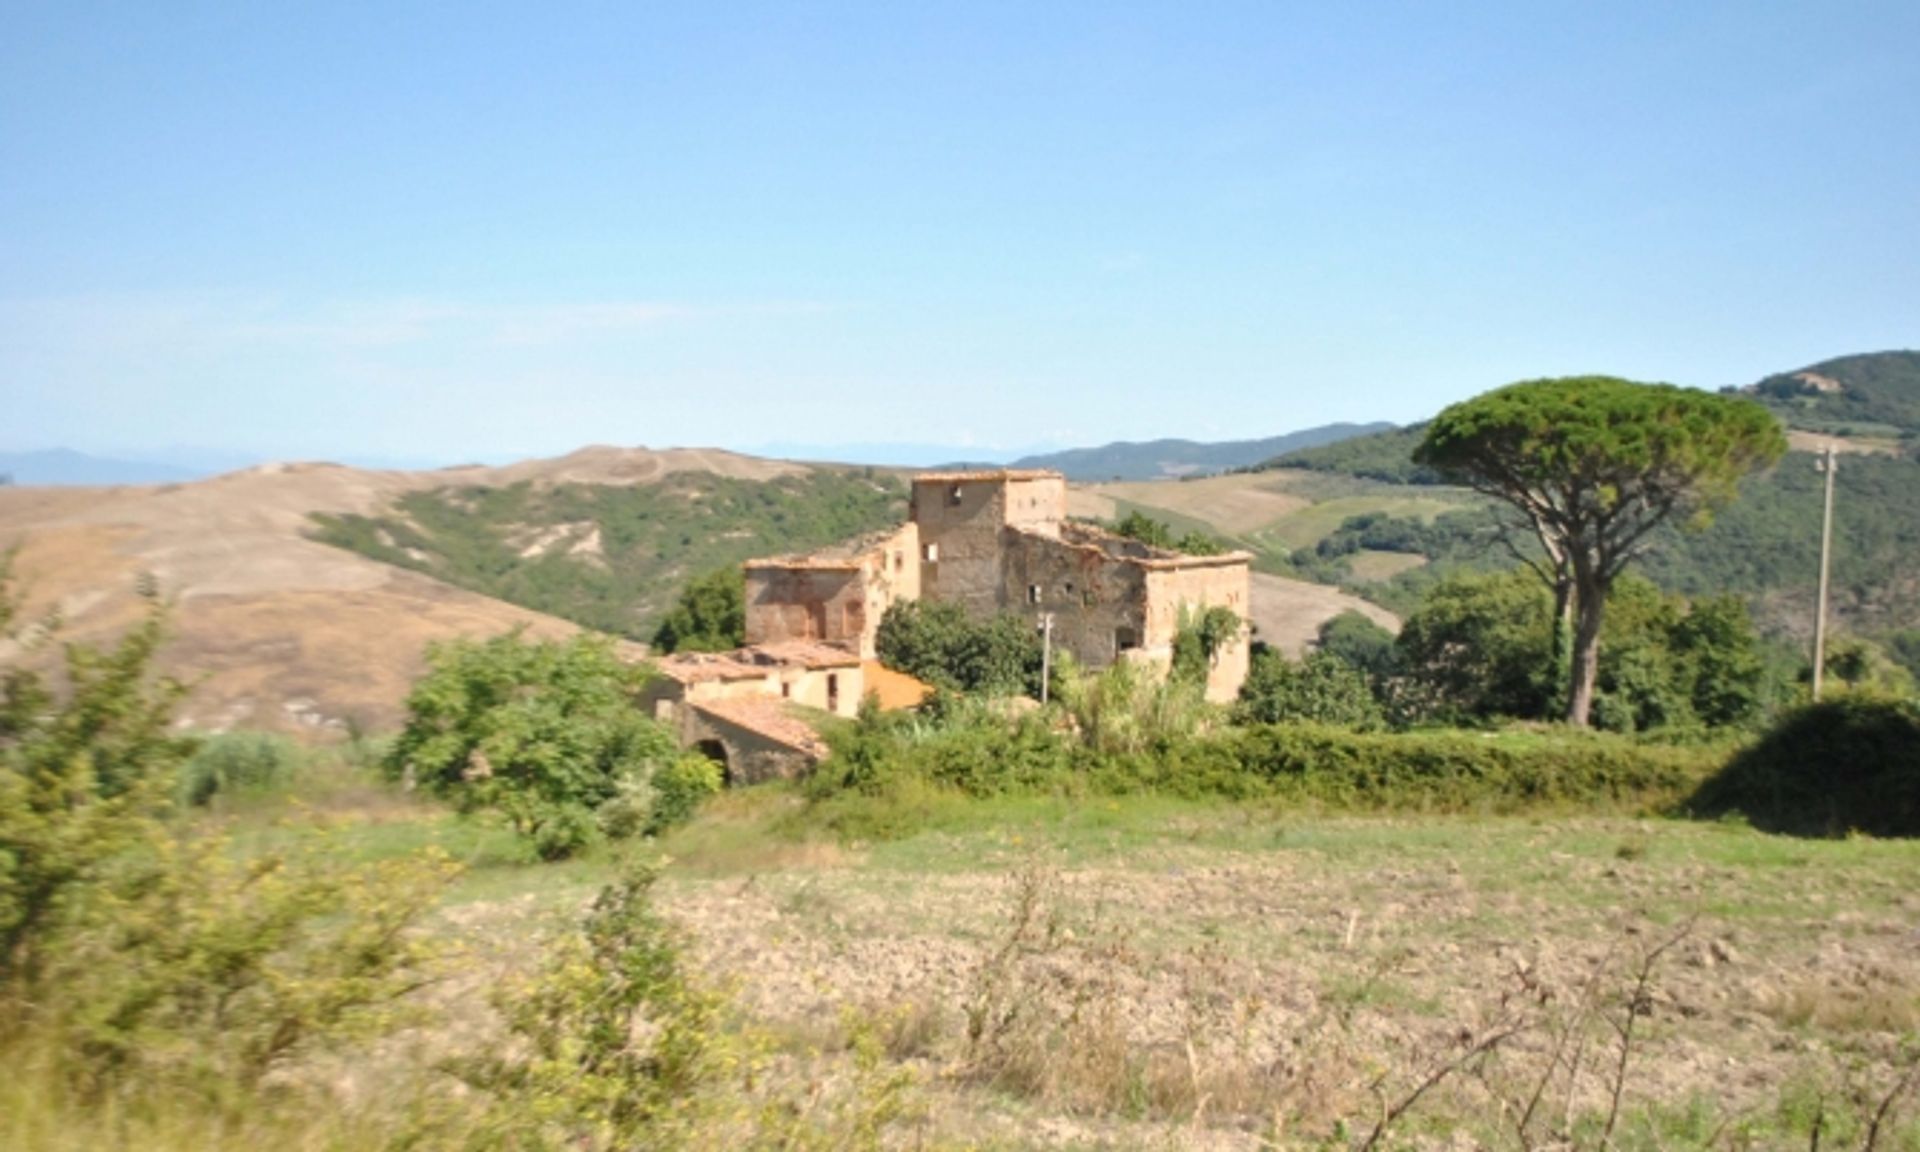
[1115,626,1140,652]
[949,484,964,506]
[893,551,903,572]
[827,673,841,712]
[925,543,939,563]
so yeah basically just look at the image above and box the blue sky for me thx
[3,2,1916,466]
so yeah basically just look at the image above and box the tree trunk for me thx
[1551,577,1573,715]
[1565,575,1606,728]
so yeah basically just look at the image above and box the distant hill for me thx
[0,448,201,486]
[313,463,906,640]
[1739,349,1920,444]
[1240,353,1920,643]
[1005,422,1396,481]
[1258,423,1437,483]
[0,445,833,735]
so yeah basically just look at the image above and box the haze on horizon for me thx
[3,2,1917,468]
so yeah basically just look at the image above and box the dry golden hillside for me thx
[0,447,789,735]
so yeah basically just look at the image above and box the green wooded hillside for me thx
[1746,349,1920,440]
[311,469,906,641]
[1255,352,1920,644]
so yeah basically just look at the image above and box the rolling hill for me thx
[1234,352,1920,642]
[1004,422,1396,481]
[0,447,817,735]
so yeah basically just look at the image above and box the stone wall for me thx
[1143,561,1252,703]
[743,525,918,658]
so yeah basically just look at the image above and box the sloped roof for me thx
[691,696,830,760]
[656,641,861,684]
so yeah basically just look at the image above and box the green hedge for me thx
[810,713,1725,826]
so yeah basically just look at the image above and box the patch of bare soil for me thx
[648,825,1920,1148]
[1247,572,1400,656]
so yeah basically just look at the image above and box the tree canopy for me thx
[1414,377,1785,726]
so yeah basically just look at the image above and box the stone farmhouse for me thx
[643,469,1252,781]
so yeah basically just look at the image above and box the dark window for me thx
[827,673,841,712]
[1115,626,1140,652]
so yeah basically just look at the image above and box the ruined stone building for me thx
[747,469,1252,704]
[644,469,1251,781]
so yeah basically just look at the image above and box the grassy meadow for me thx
[18,737,1915,1152]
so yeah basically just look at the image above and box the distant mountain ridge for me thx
[997,422,1397,481]
[0,448,202,487]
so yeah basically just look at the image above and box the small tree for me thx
[874,600,1042,697]
[1414,377,1784,726]
[650,566,745,654]
[1234,648,1384,730]
[387,630,680,858]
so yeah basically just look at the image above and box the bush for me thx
[1,565,458,1105]
[650,565,746,654]
[177,731,304,807]
[800,691,1723,839]
[874,600,1042,697]
[1688,696,1920,837]
[386,630,681,858]
[457,862,915,1149]
[646,754,724,835]
[1234,648,1384,730]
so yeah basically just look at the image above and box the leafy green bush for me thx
[386,630,680,859]
[1315,610,1398,679]
[646,754,724,834]
[0,564,457,1106]
[874,600,1043,697]
[650,565,746,654]
[1688,695,1920,837]
[1234,648,1384,730]
[1393,569,1771,732]
[177,730,304,807]
[801,685,1722,839]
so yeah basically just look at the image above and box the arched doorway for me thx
[692,738,732,786]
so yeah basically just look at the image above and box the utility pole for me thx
[1812,444,1838,701]
[1038,612,1054,704]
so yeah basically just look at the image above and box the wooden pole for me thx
[1812,445,1837,701]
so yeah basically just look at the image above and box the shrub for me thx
[458,862,916,1149]
[1688,695,1920,837]
[1234,648,1385,730]
[646,754,724,835]
[177,731,304,807]
[800,693,1723,838]
[874,600,1042,696]
[386,630,680,858]
[1,564,458,1105]
[650,565,746,654]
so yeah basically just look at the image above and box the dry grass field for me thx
[127,777,1920,1151]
